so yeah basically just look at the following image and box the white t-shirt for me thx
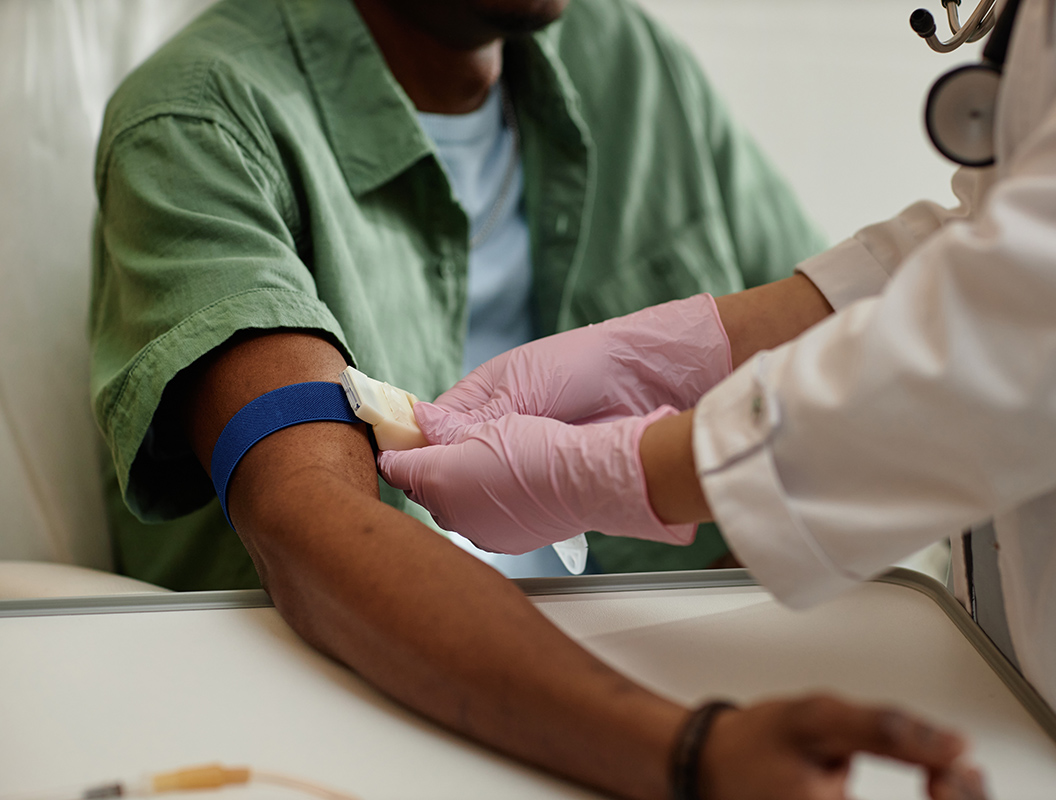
[417,85,535,376]
[419,87,575,577]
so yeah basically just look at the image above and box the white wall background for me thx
[0,0,218,567]
[636,0,982,244]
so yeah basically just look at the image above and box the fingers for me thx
[930,764,990,800]
[431,354,508,415]
[376,447,454,531]
[432,379,495,415]
[413,400,516,445]
[787,696,966,770]
[376,448,422,493]
[411,402,464,445]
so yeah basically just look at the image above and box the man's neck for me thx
[354,0,503,114]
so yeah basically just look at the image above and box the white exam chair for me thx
[0,0,217,597]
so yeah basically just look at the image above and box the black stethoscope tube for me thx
[982,0,1025,65]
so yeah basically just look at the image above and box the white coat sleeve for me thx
[693,125,1056,609]
[795,168,988,310]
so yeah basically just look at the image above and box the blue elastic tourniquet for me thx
[210,381,360,528]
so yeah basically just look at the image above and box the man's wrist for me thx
[670,701,739,800]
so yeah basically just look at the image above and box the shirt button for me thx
[555,213,570,235]
[437,257,456,278]
[750,395,763,422]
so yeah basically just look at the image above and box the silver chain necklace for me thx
[469,86,520,251]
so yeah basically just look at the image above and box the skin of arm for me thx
[183,330,688,800]
[113,0,975,791]
[182,332,978,800]
[716,273,834,372]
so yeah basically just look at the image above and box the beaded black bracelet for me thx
[669,700,738,800]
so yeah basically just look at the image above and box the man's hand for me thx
[703,695,986,800]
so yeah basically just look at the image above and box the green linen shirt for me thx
[90,0,825,590]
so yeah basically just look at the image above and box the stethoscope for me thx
[911,0,1024,166]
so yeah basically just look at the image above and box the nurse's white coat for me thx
[695,0,1056,708]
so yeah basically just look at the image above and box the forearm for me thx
[236,444,685,800]
[186,332,687,800]
[715,273,833,369]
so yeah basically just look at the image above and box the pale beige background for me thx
[638,0,981,243]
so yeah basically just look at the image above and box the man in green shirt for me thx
[88,2,975,798]
[92,0,824,592]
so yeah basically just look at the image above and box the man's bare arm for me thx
[182,331,686,800]
[181,331,978,800]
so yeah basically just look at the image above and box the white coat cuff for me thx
[693,363,860,608]
[795,237,890,311]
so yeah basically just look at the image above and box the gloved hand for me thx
[378,404,697,555]
[436,294,731,426]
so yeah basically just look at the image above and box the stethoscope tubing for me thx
[922,0,1026,165]
[919,0,998,53]
[946,0,997,43]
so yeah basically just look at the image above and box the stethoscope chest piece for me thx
[925,62,1002,167]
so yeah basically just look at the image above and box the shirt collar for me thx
[279,0,588,197]
[279,0,431,197]
[505,23,591,155]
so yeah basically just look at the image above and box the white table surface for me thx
[1,573,1054,799]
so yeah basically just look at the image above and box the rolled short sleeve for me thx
[91,114,353,522]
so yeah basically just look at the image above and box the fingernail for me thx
[966,766,988,800]
[952,765,988,800]
[890,713,959,753]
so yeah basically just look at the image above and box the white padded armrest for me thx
[0,0,217,567]
[0,561,170,599]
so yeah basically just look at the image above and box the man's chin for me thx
[475,0,569,36]
[382,0,570,50]
[478,10,563,35]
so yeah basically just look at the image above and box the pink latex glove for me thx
[436,294,732,426]
[378,404,696,555]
